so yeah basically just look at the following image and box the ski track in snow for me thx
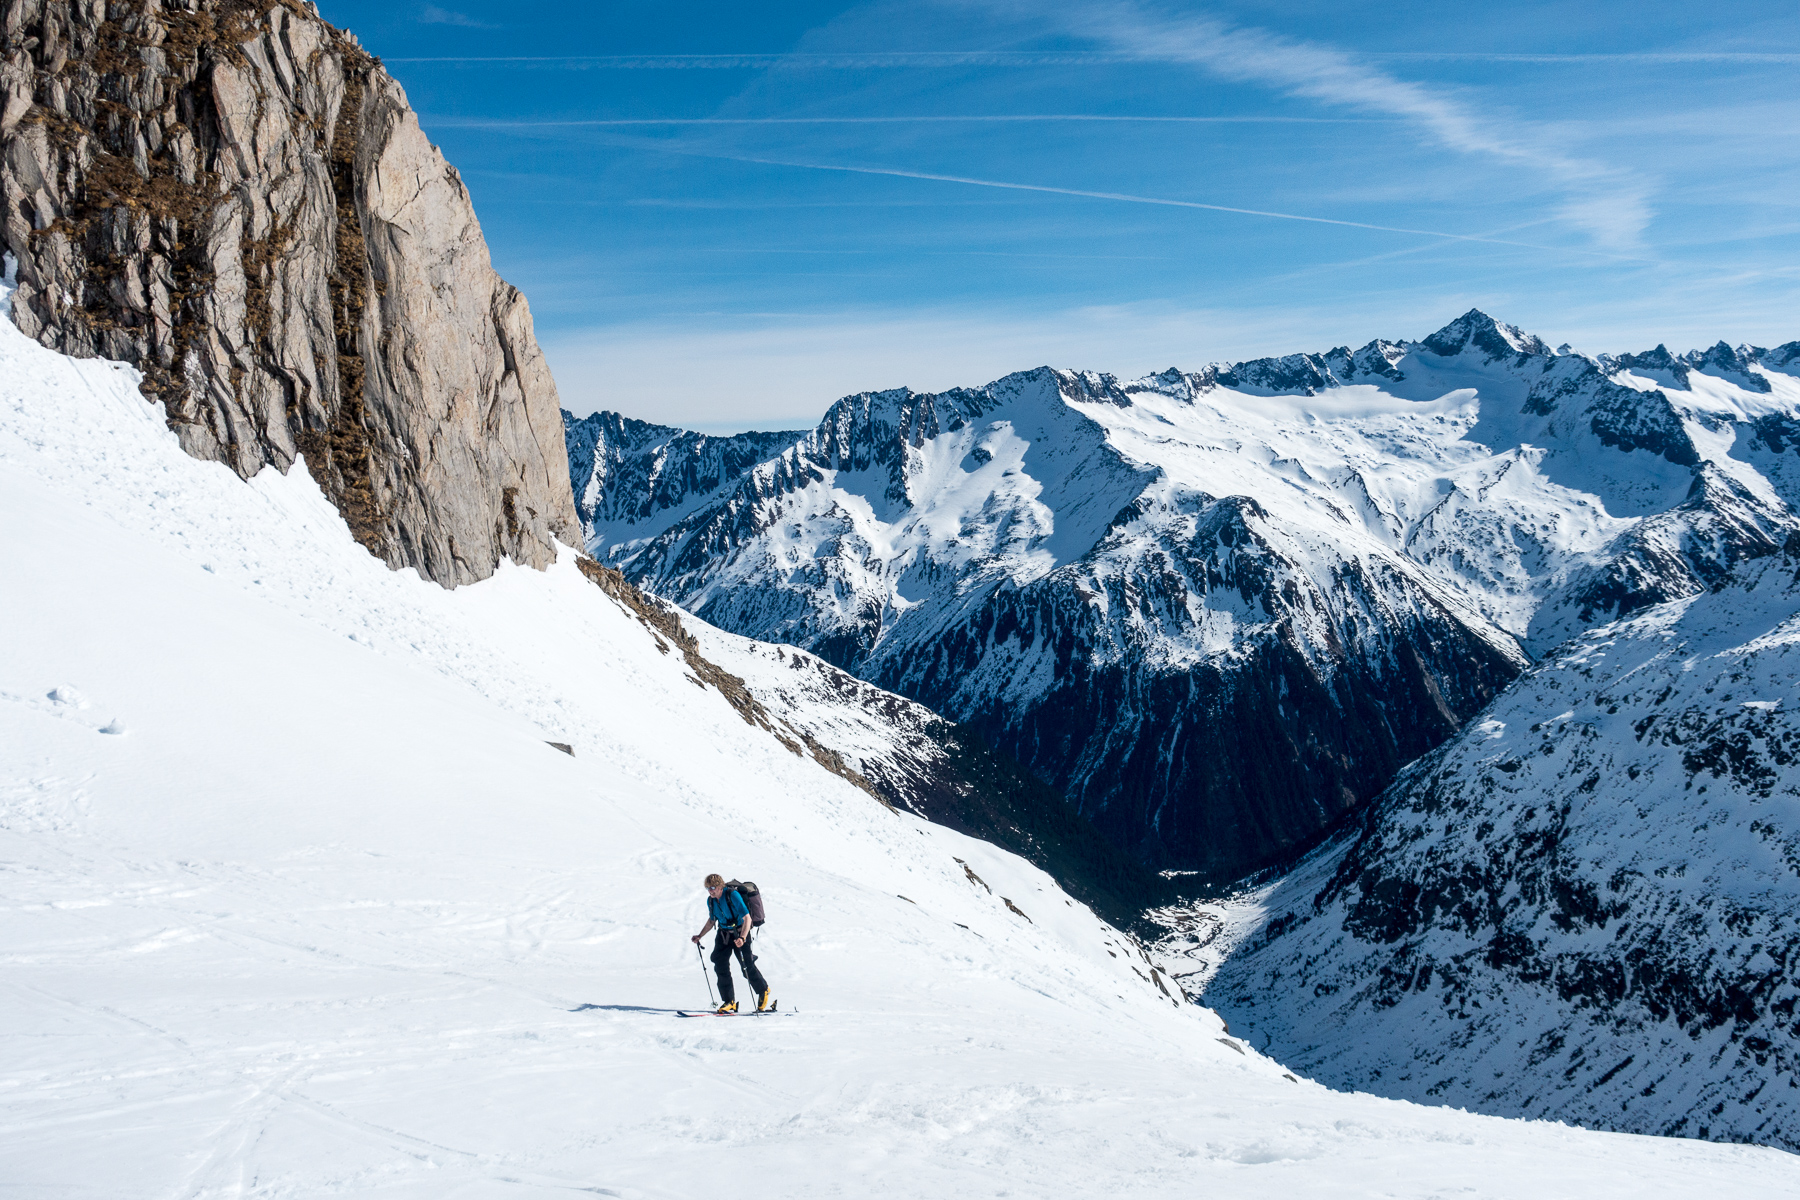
[2,292,1797,1194]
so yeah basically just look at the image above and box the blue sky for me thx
[319,1,1800,432]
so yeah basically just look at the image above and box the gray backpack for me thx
[726,880,765,927]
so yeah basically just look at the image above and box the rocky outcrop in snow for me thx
[0,0,577,586]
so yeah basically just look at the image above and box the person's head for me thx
[704,873,724,896]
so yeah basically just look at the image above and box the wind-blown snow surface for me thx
[1164,556,1800,1149]
[571,313,1800,881]
[4,309,1795,1195]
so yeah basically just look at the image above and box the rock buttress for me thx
[0,0,579,586]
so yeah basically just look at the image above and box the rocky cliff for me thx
[0,0,577,586]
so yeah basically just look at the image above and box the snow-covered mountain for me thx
[1162,546,1800,1149]
[14,280,1795,1196]
[565,410,807,555]
[568,312,1800,883]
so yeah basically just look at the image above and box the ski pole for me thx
[696,941,717,1007]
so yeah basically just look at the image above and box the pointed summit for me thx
[1689,340,1772,393]
[1612,344,1692,389]
[1419,309,1552,362]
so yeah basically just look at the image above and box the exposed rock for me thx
[1170,552,1800,1150]
[0,0,577,586]
[1689,341,1772,394]
[573,364,1529,883]
[565,409,804,555]
[1419,308,1552,361]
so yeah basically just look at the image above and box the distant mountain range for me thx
[565,312,1800,885]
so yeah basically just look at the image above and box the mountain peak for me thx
[1419,309,1552,361]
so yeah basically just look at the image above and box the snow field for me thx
[1,301,1796,1194]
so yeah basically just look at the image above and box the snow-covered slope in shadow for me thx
[1165,554,1800,1149]
[5,298,1795,1194]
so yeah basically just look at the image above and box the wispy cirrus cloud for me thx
[1035,2,1656,249]
[418,4,493,29]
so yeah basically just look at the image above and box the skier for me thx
[691,873,773,1013]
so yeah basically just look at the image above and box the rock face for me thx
[0,0,577,586]
[1169,551,1800,1149]
[569,310,1800,887]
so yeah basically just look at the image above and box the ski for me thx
[675,1001,789,1017]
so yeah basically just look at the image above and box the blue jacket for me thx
[708,889,750,933]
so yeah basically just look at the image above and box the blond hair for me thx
[704,873,725,888]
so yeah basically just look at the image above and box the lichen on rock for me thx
[0,0,578,586]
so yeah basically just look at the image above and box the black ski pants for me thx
[711,928,768,1004]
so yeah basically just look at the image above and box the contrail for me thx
[690,151,1641,259]
[384,52,1142,67]
[427,114,1381,127]
[384,49,1800,68]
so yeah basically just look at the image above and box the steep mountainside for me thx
[15,275,1790,1196]
[687,619,1174,927]
[1162,549,1800,1149]
[0,0,577,585]
[569,313,1800,882]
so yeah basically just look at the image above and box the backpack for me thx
[725,880,765,927]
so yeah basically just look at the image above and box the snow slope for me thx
[1166,554,1800,1149]
[5,299,1796,1194]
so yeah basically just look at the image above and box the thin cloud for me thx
[1045,3,1656,249]
[384,51,1137,66]
[1372,51,1800,64]
[418,5,494,28]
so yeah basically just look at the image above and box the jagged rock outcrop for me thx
[0,0,577,585]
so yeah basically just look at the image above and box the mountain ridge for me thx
[569,309,1799,883]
